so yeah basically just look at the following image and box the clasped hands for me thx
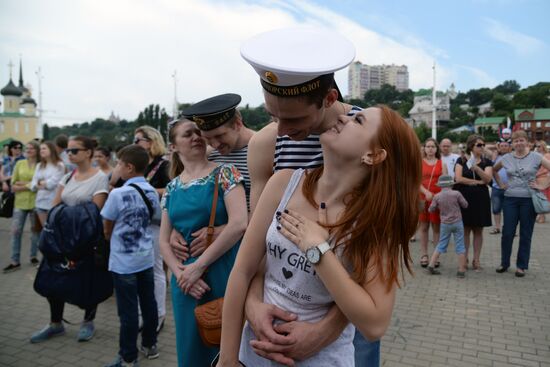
[173,261,210,300]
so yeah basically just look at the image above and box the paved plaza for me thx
[0,217,549,366]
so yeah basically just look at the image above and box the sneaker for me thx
[30,258,39,267]
[156,315,165,334]
[427,266,441,275]
[104,355,139,367]
[30,323,65,343]
[140,344,159,359]
[77,321,95,342]
[456,271,466,278]
[3,263,21,273]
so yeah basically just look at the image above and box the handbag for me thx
[194,169,223,347]
[512,153,550,214]
[531,189,550,214]
[0,191,14,218]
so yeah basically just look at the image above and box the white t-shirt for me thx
[442,153,460,178]
[60,170,109,206]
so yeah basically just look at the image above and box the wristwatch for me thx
[305,241,331,264]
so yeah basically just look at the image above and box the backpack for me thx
[34,202,113,308]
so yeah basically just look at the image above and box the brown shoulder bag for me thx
[194,169,224,347]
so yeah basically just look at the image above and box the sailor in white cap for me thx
[216,27,380,367]
[501,127,512,141]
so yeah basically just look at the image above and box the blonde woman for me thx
[133,125,170,332]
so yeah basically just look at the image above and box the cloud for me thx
[484,17,545,54]
[0,0,453,126]
[455,64,498,88]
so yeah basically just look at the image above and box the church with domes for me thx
[0,59,41,144]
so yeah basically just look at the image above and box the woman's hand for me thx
[187,278,211,300]
[424,191,433,201]
[529,181,545,191]
[278,209,330,253]
[177,262,206,293]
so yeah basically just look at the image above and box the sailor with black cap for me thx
[215,27,380,367]
[180,93,254,208]
[167,94,255,266]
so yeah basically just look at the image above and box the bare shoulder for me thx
[259,169,295,204]
[248,122,278,178]
[249,122,278,152]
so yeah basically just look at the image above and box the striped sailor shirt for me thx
[209,145,250,210]
[273,105,362,172]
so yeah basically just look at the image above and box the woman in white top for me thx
[218,106,421,367]
[31,141,65,226]
[30,136,109,344]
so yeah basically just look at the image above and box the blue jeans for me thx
[112,267,158,362]
[436,220,465,254]
[501,196,536,270]
[10,208,39,263]
[354,330,380,367]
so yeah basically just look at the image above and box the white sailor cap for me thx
[240,27,355,98]
[501,128,512,135]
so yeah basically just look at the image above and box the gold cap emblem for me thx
[265,71,278,84]
[192,116,205,124]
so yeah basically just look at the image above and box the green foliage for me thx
[136,104,170,138]
[414,123,431,143]
[494,80,520,95]
[361,84,414,117]
[46,80,549,147]
[239,104,271,131]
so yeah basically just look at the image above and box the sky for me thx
[1,0,548,127]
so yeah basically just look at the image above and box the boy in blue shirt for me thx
[102,145,160,367]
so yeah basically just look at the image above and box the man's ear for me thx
[361,149,387,165]
[324,89,339,108]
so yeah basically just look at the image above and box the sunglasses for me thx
[535,145,541,148]
[66,148,87,155]
[13,146,23,150]
[475,143,486,148]
[134,137,151,144]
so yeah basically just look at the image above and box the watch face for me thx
[306,247,321,264]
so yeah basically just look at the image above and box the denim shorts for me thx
[436,220,466,254]
[491,187,506,214]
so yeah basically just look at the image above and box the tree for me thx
[136,104,170,136]
[43,124,50,140]
[239,104,271,131]
[494,80,520,95]
[491,93,510,114]
[414,123,431,143]
[466,88,493,106]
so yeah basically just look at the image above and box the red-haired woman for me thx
[418,138,448,267]
[217,106,421,367]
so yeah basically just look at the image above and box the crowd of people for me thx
[1,27,549,367]
[418,130,550,279]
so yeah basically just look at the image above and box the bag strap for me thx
[206,169,221,248]
[129,183,154,220]
[427,161,437,189]
[65,169,76,184]
[146,158,165,182]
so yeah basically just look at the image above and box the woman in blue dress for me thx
[159,118,248,367]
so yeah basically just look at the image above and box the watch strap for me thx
[317,241,331,254]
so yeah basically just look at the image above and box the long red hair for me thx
[303,105,421,291]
